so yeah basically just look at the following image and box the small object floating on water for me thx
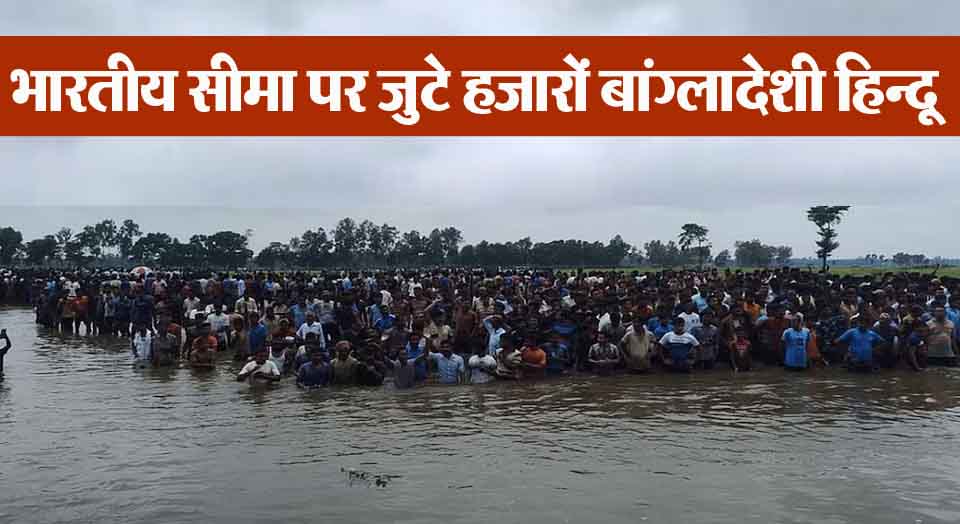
[342,467,391,488]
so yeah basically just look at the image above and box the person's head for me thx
[135,323,147,336]
[215,303,223,314]
[306,312,316,325]
[856,315,870,330]
[790,313,803,330]
[632,316,644,332]
[439,339,453,357]
[336,340,351,360]
[934,306,947,322]
[254,349,268,364]
[311,349,327,365]
[673,317,685,334]
[684,302,695,314]
[597,331,609,345]
[702,309,715,326]
[408,332,422,348]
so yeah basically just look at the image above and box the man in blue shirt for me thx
[543,334,572,375]
[781,315,810,370]
[427,339,465,385]
[296,350,331,388]
[290,298,308,329]
[404,332,430,382]
[248,312,268,355]
[834,315,885,371]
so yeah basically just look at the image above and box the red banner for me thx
[1,36,956,136]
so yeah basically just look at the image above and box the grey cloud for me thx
[0,0,958,259]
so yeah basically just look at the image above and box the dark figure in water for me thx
[0,329,12,380]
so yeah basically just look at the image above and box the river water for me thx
[1,306,959,524]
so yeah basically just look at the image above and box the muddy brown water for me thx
[1,306,959,524]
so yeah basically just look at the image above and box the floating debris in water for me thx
[341,467,392,488]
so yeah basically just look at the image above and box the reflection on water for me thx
[2,306,960,524]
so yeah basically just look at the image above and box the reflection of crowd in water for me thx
[2,267,959,387]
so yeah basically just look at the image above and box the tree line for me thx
[0,218,631,269]
[1,205,939,270]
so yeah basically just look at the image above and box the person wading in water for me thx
[0,329,12,381]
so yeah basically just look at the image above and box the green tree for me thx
[734,239,776,267]
[298,228,333,268]
[202,231,252,268]
[806,205,850,272]
[93,219,118,256]
[678,223,710,269]
[54,227,73,261]
[644,240,683,268]
[440,227,464,262]
[131,233,174,265]
[334,218,358,265]
[714,249,731,267]
[0,226,24,264]
[25,235,58,265]
[774,245,793,266]
[605,235,632,266]
[117,219,142,260]
[76,225,102,259]
[255,242,294,268]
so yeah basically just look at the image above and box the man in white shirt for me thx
[467,347,498,384]
[296,312,326,350]
[182,292,201,321]
[235,292,259,317]
[677,302,701,333]
[206,304,229,332]
[237,350,281,384]
[131,325,153,368]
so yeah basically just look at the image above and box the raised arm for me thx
[0,329,10,354]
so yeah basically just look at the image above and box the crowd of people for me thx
[1,266,958,388]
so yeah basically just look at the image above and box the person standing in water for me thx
[781,314,811,371]
[237,349,281,384]
[0,329,12,380]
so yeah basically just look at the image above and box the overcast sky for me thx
[1,0,957,258]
